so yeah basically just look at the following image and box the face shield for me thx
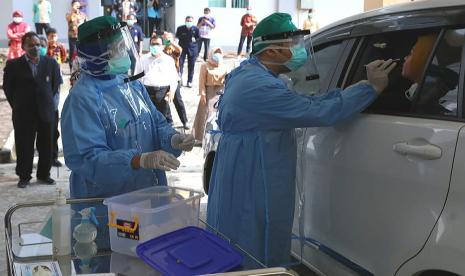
[254,30,321,95]
[77,22,144,82]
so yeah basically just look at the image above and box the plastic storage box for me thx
[103,186,204,256]
[136,226,242,276]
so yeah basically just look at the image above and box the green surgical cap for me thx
[78,16,121,43]
[252,12,298,54]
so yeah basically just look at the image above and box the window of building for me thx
[208,0,226,8]
[232,0,249,8]
[345,28,464,119]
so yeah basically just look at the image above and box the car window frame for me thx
[310,38,356,94]
[337,27,465,122]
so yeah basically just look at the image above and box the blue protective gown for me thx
[61,73,181,199]
[206,56,378,266]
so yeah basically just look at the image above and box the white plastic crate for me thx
[103,186,203,256]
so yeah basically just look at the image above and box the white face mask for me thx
[13,17,23,23]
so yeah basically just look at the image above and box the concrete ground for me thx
[0,54,242,275]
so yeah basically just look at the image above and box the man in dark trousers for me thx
[3,32,62,188]
[175,15,199,88]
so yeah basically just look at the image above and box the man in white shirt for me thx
[136,37,179,124]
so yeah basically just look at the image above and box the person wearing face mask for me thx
[135,36,180,124]
[175,16,200,88]
[162,32,190,130]
[237,6,257,56]
[66,0,87,71]
[61,16,195,200]
[126,13,144,74]
[302,9,319,33]
[206,12,397,266]
[197,8,216,62]
[45,28,67,167]
[192,47,229,142]
[3,32,62,188]
[33,0,52,36]
[7,11,31,60]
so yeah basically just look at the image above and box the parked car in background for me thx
[203,1,465,275]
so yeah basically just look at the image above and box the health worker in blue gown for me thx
[206,12,397,266]
[61,16,196,199]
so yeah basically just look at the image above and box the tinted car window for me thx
[346,28,464,119]
[287,40,344,95]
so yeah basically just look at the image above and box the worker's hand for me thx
[139,150,180,171]
[200,94,207,105]
[168,90,175,102]
[365,59,397,94]
[171,133,195,152]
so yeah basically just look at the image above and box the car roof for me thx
[314,0,465,37]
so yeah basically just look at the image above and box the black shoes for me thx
[17,177,56,188]
[37,177,56,185]
[52,159,62,167]
[186,82,192,88]
[183,124,190,130]
[17,179,30,188]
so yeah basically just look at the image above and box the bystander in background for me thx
[66,0,87,71]
[33,0,52,36]
[197,8,216,61]
[7,11,31,60]
[237,7,257,56]
[192,47,229,142]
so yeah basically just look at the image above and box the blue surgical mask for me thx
[150,45,162,55]
[185,22,193,28]
[107,55,131,74]
[127,19,135,27]
[284,45,308,71]
[40,47,47,57]
[212,53,223,63]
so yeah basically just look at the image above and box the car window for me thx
[286,40,344,95]
[346,28,464,119]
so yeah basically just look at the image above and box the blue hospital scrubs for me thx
[206,56,378,266]
[61,73,181,199]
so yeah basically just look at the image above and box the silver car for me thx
[203,1,465,275]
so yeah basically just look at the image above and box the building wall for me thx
[364,0,413,11]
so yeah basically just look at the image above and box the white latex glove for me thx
[139,150,180,171]
[365,59,397,94]
[171,133,195,152]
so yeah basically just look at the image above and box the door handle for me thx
[393,139,442,160]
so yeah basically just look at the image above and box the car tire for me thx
[203,151,215,195]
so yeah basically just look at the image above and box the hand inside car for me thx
[365,59,397,94]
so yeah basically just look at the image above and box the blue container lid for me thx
[136,226,243,276]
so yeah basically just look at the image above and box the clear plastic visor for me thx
[77,25,142,80]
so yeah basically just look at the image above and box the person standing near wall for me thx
[3,32,62,188]
[302,9,319,33]
[46,28,67,167]
[147,0,162,35]
[176,16,200,88]
[66,0,87,71]
[237,6,257,56]
[162,32,190,130]
[7,11,31,60]
[127,13,145,74]
[197,8,216,62]
[115,0,137,22]
[33,0,52,36]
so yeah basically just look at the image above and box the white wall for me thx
[313,0,364,28]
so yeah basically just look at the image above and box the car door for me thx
[298,27,465,276]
